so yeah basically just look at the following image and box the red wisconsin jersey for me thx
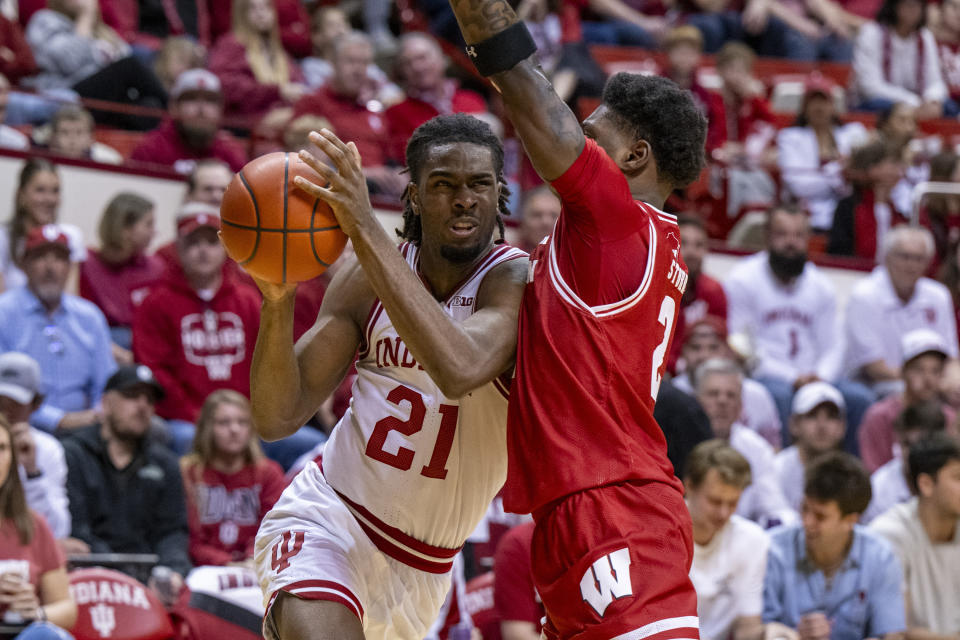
[503,141,689,515]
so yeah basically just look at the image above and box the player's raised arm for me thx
[249,264,367,441]
[447,0,583,181]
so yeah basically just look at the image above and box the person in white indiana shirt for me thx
[843,226,959,397]
[723,205,874,453]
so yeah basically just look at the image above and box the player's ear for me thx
[405,182,421,216]
[621,138,651,174]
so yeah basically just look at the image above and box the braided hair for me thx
[397,114,510,246]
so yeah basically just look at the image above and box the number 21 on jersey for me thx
[364,384,459,479]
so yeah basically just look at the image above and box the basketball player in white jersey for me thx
[246,114,528,640]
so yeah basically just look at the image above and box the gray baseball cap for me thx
[0,352,42,405]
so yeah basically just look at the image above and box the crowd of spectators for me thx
[3,0,960,639]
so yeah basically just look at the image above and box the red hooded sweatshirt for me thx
[132,264,261,422]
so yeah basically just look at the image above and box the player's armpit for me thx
[251,255,370,440]
[443,256,529,397]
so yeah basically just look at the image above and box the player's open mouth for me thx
[449,220,478,237]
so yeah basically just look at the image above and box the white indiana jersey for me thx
[724,251,839,382]
[322,242,526,561]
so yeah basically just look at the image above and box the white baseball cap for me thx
[792,381,845,416]
[901,328,949,365]
[0,352,42,405]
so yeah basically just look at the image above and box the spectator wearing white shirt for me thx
[843,226,958,396]
[870,434,960,636]
[853,0,948,118]
[696,358,797,528]
[685,440,769,640]
[863,401,946,523]
[858,328,956,471]
[777,76,868,231]
[775,382,847,514]
[724,205,874,451]
[674,317,782,448]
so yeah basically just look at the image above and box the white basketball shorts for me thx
[254,462,452,640]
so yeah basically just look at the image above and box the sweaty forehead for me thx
[422,143,497,177]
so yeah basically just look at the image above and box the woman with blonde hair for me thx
[181,390,285,567]
[0,415,77,639]
[208,0,306,121]
[79,192,164,358]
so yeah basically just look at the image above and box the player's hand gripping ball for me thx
[220,151,347,284]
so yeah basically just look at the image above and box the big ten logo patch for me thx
[579,548,634,617]
[271,531,306,573]
[180,310,246,379]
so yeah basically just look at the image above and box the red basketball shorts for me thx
[531,481,700,640]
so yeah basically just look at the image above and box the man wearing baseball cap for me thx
[774,381,847,513]
[0,351,71,541]
[132,204,261,454]
[0,224,116,433]
[858,328,957,472]
[62,365,191,603]
[130,68,246,174]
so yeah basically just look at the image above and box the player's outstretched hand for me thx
[293,129,375,240]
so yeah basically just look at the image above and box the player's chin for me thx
[439,240,487,264]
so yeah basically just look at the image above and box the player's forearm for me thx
[448,0,583,181]
[350,222,502,397]
[250,293,309,439]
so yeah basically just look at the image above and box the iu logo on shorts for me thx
[579,548,634,617]
[271,531,305,573]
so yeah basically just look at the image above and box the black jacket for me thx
[63,425,191,575]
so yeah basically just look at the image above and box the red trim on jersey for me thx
[331,488,462,573]
[268,580,365,621]
[415,244,517,305]
[357,300,382,359]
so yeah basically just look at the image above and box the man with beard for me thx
[843,226,958,395]
[63,364,191,604]
[0,225,115,434]
[130,69,247,174]
[724,204,873,451]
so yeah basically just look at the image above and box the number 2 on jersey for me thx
[650,296,676,399]
[365,385,459,479]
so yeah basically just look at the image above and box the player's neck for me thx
[628,180,669,211]
[417,242,495,301]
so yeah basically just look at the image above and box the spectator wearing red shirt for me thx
[0,415,78,634]
[207,0,307,121]
[828,139,908,261]
[132,208,260,453]
[130,69,247,174]
[493,521,542,640]
[293,31,405,196]
[208,0,311,58]
[662,27,725,153]
[80,193,164,363]
[0,13,37,84]
[669,214,727,372]
[385,32,490,161]
[99,0,211,51]
[181,390,285,567]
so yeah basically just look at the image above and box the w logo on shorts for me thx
[579,548,634,617]
[271,531,305,573]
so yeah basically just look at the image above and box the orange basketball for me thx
[220,151,347,284]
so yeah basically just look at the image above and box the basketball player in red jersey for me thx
[246,115,527,640]
[446,3,708,639]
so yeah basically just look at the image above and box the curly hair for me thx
[397,114,509,245]
[601,72,707,189]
